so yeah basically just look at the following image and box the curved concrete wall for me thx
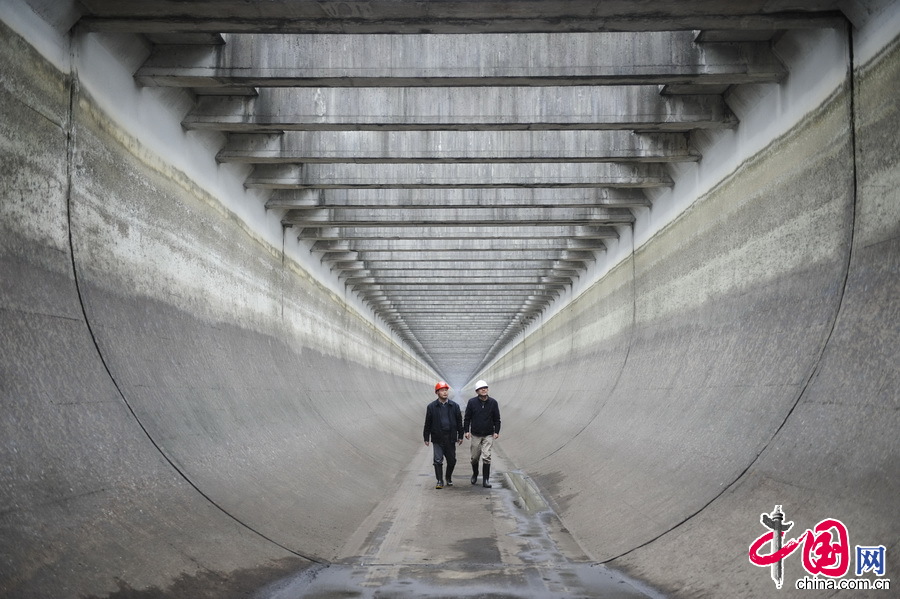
[2,7,898,599]
[488,26,899,598]
[0,17,433,598]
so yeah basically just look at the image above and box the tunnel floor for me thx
[255,446,665,598]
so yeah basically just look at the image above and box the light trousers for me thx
[470,434,494,464]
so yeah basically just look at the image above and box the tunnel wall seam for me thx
[60,59,324,564]
[606,22,900,595]
[616,33,859,529]
[482,19,860,573]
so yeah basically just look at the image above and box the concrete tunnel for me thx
[1,1,898,597]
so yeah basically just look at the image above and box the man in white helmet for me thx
[464,380,501,487]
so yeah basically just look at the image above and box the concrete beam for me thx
[345,268,583,278]
[368,304,552,312]
[78,1,845,34]
[337,260,587,270]
[366,309,538,318]
[341,268,581,279]
[381,309,541,317]
[386,323,532,332]
[317,252,359,263]
[136,33,786,88]
[365,293,558,302]
[397,328,534,337]
[264,188,321,208]
[346,276,570,285]
[251,163,673,190]
[365,297,556,306]
[327,262,366,272]
[414,333,525,341]
[350,283,568,291]
[385,303,546,311]
[284,206,635,226]
[344,251,596,262]
[384,323,537,334]
[420,342,512,349]
[310,238,610,251]
[379,298,547,306]
[269,188,652,209]
[380,314,545,323]
[340,271,581,282]
[415,330,524,337]
[221,131,699,164]
[377,305,548,313]
[387,325,535,333]
[185,87,736,132]
[299,226,620,240]
[402,332,533,343]
[144,32,225,45]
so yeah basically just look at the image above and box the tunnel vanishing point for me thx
[1,1,899,598]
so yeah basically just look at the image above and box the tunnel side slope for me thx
[608,29,900,597]
[488,26,898,598]
[0,19,432,599]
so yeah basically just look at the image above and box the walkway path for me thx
[257,445,664,598]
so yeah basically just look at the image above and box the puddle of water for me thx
[256,561,658,599]
[254,453,666,598]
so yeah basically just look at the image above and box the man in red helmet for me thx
[423,381,464,489]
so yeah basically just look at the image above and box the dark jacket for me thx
[464,396,501,437]
[423,398,463,443]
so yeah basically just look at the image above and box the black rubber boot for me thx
[482,463,492,488]
[471,461,479,485]
[434,464,444,489]
[446,459,455,486]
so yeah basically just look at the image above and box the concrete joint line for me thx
[603,18,860,567]
[60,33,321,565]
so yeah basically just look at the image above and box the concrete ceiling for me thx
[75,1,845,382]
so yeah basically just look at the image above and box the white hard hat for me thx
[475,380,488,390]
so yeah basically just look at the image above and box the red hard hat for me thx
[434,381,450,391]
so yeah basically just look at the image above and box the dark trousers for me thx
[431,432,457,469]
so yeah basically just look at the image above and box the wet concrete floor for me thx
[256,446,665,598]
